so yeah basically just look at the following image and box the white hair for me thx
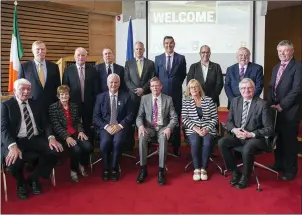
[107,73,120,84]
[14,78,31,90]
[277,40,294,49]
[74,47,88,56]
[239,78,255,89]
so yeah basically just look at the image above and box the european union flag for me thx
[126,17,134,61]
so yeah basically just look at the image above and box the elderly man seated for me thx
[93,74,133,182]
[1,79,63,200]
[218,78,274,189]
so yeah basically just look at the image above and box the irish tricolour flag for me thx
[8,1,24,92]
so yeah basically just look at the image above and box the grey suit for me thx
[136,93,178,168]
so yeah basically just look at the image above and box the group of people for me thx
[1,37,301,200]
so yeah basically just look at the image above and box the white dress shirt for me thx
[76,63,85,79]
[201,62,209,80]
[106,63,114,74]
[104,91,123,129]
[152,94,163,126]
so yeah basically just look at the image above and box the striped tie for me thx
[241,101,249,128]
[110,95,117,125]
[22,102,34,139]
[274,63,286,91]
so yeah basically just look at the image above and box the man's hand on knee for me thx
[6,145,22,166]
[138,125,148,138]
[161,128,171,140]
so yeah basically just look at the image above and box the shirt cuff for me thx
[231,128,235,134]
[8,142,17,149]
[104,124,109,129]
[48,135,55,141]
[118,124,124,129]
[251,132,256,138]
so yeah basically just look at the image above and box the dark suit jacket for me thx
[227,96,274,138]
[154,52,186,113]
[187,61,223,106]
[93,91,133,130]
[1,98,53,156]
[225,62,264,104]
[62,64,99,122]
[49,101,84,141]
[124,58,155,101]
[18,60,61,109]
[94,63,127,93]
[267,58,302,122]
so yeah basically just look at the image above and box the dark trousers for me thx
[99,127,128,170]
[274,121,299,175]
[187,133,213,169]
[218,135,267,178]
[171,111,181,148]
[79,102,93,140]
[5,136,58,186]
[127,98,140,152]
[65,133,92,172]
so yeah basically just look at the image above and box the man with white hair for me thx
[93,74,133,182]
[1,79,63,200]
[218,78,274,189]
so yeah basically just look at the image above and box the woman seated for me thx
[181,79,218,181]
[49,85,92,182]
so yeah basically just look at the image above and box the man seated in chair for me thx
[136,77,178,185]
[1,79,63,200]
[218,78,274,189]
[93,74,133,182]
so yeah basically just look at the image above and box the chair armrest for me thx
[264,135,278,151]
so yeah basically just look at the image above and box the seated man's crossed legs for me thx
[137,127,168,185]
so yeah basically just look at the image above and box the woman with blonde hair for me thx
[182,79,218,181]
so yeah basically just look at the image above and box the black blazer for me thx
[124,58,155,101]
[187,61,223,106]
[18,60,61,109]
[49,101,84,141]
[62,64,99,118]
[94,63,127,93]
[93,90,133,130]
[1,98,52,155]
[267,58,302,122]
[227,96,274,138]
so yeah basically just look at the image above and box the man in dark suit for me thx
[218,78,274,189]
[155,36,186,156]
[267,40,302,181]
[187,45,224,107]
[136,77,178,185]
[62,47,99,138]
[18,40,61,111]
[95,48,127,93]
[1,79,63,200]
[224,47,264,109]
[93,74,133,182]
[124,41,155,151]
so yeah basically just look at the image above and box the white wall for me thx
[115,1,265,107]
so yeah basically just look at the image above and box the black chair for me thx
[222,110,279,192]
[1,152,56,202]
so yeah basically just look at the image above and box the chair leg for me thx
[184,161,193,173]
[254,162,279,179]
[122,153,136,159]
[209,157,223,175]
[2,169,8,202]
[51,168,56,187]
[118,164,122,176]
[167,152,179,158]
[253,166,262,192]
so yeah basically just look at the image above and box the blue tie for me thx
[167,56,171,74]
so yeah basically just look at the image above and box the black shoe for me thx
[111,169,120,182]
[158,171,166,185]
[102,169,110,181]
[136,169,148,183]
[235,176,249,189]
[30,180,42,195]
[230,171,242,185]
[17,184,28,200]
[268,164,284,172]
[281,173,296,181]
[173,147,181,157]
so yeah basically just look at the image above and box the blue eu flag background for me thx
[126,17,134,61]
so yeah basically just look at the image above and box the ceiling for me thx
[267,1,301,10]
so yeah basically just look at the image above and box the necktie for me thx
[108,65,112,76]
[152,98,158,126]
[38,63,45,87]
[241,101,249,128]
[274,63,286,91]
[239,67,245,80]
[79,67,85,102]
[22,102,34,139]
[167,56,171,74]
[137,59,142,78]
[110,95,117,125]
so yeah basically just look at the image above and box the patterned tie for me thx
[22,102,34,139]
[239,67,245,80]
[152,98,158,126]
[108,65,112,76]
[241,101,249,128]
[274,63,286,91]
[79,66,85,102]
[167,56,171,74]
[137,59,142,78]
[110,95,117,125]
[38,63,45,87]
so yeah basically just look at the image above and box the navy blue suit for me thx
[94,63,127,93]
[224,62,264,108]
[155,52,186,148]
[93,90,133,170]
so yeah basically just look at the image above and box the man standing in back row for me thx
[155,36,187,156]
